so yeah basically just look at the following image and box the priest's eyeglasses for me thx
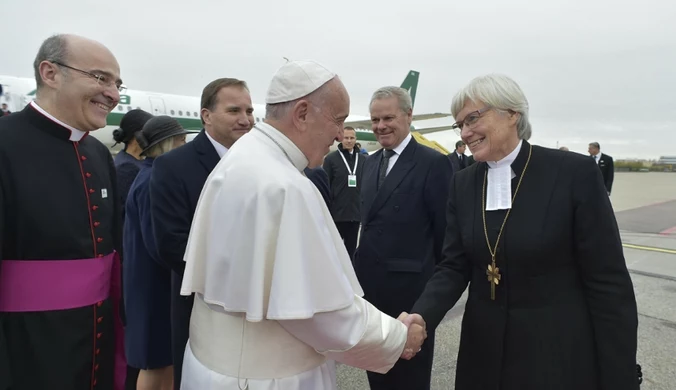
[451,107,492,136]
[51,61,127,93]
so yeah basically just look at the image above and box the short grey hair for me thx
[369,86,412,113]
[33,34,70,90]
[451,74,532,140]
[265,77,335,120]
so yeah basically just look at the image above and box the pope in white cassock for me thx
[178,60,427,389]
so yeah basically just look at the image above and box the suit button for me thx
[378,229,383,235]
[394,205,400,211]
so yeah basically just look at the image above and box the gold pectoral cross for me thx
[486,257,501,300]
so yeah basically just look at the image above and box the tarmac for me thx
[337,172,676,390]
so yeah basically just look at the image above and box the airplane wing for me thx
[413,125,456,135]
[345,112,452,129]
[411,113,452,121]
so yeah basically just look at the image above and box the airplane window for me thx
[194,112,198,117]
[179,111,183,116]
[118,106,123,111]
[127,106,131,111]
[171,110,175,115]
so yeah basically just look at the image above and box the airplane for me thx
[0,70,455,154]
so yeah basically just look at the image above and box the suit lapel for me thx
[367,139,418,221]
[193,130,221,172]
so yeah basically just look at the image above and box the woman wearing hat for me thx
[123,116,187,390]
[113,109,154,167]
[114,109,153,221]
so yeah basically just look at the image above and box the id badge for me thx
[348,174,357,187]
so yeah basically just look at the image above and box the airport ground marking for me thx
[622,243,676,255]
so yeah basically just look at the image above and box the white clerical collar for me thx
[485,140,523,211]
[204,129,229,158]
[256,122,309,172]
[30,101,87,142]
[390,133,412,155]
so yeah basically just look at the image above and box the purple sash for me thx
[0,252,126,390]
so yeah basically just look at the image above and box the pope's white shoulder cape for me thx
[180,123,363,321]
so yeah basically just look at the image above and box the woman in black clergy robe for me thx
[409,74,640,390]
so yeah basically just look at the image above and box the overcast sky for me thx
[3,0,675,159]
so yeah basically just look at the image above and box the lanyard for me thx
[338,150,358,175]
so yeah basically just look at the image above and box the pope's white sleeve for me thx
[277,294,408,374]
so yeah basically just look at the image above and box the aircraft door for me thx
[149,97,166,115]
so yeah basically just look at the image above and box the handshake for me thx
[397,312,427,360]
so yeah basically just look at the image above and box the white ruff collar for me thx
[485,140,523,211]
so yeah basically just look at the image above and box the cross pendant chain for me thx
[481,144,533,302]
[486,255,501,300]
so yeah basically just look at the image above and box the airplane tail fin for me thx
[399,70,420,108]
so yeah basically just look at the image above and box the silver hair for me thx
[369,86,412,113]
[265,77,335,120]
[33,34,70,90]
[450,74,532,140]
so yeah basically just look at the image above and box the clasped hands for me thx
[397,312,427,360]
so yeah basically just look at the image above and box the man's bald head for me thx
[33,34,119,90]
[32,33,122,131]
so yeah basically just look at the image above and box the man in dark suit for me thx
[323,126,364,261]
[149,78,254,389]
[589,142,614,195]
[355,86,453,390]
[448,140,469,172]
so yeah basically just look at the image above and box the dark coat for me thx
[114,150,143,223]
[595,153,615,194]
[304,167,331,208]
[411,141,639,390]
[123,158,172,370]
[355,137,452,389]
[322,145,364,222]
[149,129,220,389]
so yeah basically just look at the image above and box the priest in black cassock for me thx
[407,74,640,390]
[0,34,126,390]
